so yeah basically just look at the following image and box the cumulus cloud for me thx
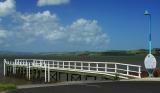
[68,19,108,45]
[0,29,10,45]
[0,0,15,17]
[37,0,70,6]
[0,30,8,38]
[0,0,109,51]
[0,10,109,51]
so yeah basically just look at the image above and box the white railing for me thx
[4,59,141,80]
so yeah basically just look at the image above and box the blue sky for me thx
[0,0,160,52]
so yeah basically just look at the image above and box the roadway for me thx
[8,81,160,93]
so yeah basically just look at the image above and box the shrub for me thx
[153,69,160,77]
[141,71,149,78]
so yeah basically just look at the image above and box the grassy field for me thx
[0,83,16,92]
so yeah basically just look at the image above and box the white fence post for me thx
[45,63,47,82]
[88,63,90,71]
[3,59,6,76]
[14,60,16,74]
[29,62,31,80]
[48,62,50,82]
[26,62,28,79]
[81,62,83,70]
[13,61,14,74]
[68,62,70,69]
[18,60,19,66]
[40,60,42,67]
[74,62,76,69]
[138,66,141,78]
[127,65,129,75]
[115,64,117,73]
[105,63,107,72]
[96,63,98,72]
[57,61,59,68]
[63,61,64,69]
[53,61,55,68]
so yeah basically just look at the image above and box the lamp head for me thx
[144,10,150,15]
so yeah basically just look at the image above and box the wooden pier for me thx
[3,59,141,82]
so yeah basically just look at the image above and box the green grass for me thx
[0,83,16,92]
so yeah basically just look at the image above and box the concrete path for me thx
[16,78,160,89]
[16,81,114,89]
[7,80,160,93]
[121,77,160,81]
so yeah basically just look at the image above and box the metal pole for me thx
[144,10,152,54]
[149,15,152,54]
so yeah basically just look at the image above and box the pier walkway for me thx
[3,59,141,82]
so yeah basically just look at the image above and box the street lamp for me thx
[144,10,152,54]
[144,10,157,77]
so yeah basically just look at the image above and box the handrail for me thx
[15,59,141,67]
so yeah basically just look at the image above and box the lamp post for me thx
[144,10,157,77]
[144,10,152,54]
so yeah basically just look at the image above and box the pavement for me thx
[15,78,160,89]
[121,77,160,81]
[7,80,160,93]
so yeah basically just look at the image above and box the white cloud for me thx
[16,11,62,40]
[0,10,109,51]
[0,29,10,45]
[0,30,8,38]
[68,18,109,46]
[37,0,70,6]
[0,0,15,17]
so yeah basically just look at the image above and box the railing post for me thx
[40,60,42,67]
[45,63,47,83]
[127,65,129,75]
[33,59,35,67]
[74,62,76,69]
[63,61,64,69]
[35,60,37,67]
[138,66,141,78]
[57,61,59,68]
[115,64,117,73]
[3,59,6,76]
[48,62,50,82]
[105,63,107,72]
[81,62,83,70]
[68,62,70,69]
[14,60,16,74]
[9,61,12,74]
[26,62,28,79]
[19,60,21,65]
[29,62,30,80]
[96,63,98,72]
[18,60,19,66]
[53,61,55,68]
[88,63,90,71]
